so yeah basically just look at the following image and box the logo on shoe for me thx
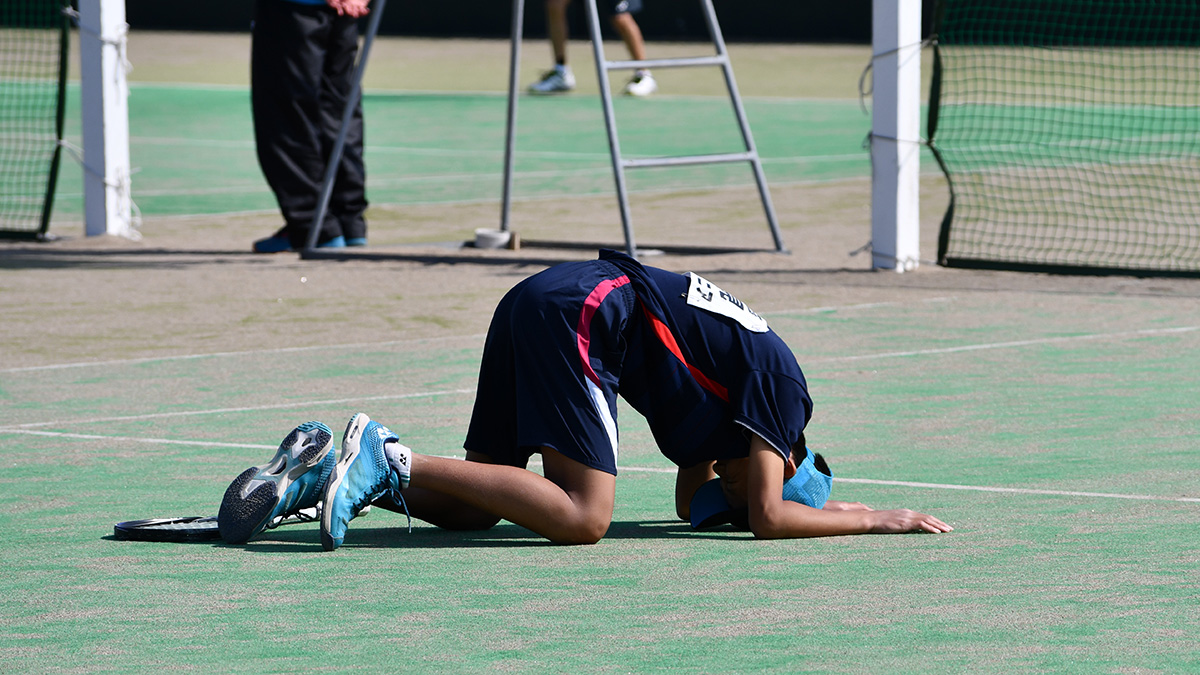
[375,426,394,442]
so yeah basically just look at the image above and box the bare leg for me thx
[609,12,647,61]
[372,452,505,530]
[674,461,717,521]
[546,0,572,64]
[401,446,615,544]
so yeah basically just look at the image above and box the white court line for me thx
[2,425,1194,505]
[0,334,487,374]
[128,81,865,104]
[837,477,1200,504]
[112,141,865,182]
[66,148,864,199]
[54,168,881,215]
[761,297,954,317]
[810,325,1200,363]
[0,299,950,375]
[6,321,1194,427]
[473,465,1200,504]
[1,388,475,430]
[4,430,272,450]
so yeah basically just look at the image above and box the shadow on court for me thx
[184,520,749,552]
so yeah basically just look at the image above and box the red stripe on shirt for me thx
[640,305,729,402]
[576,275,631,386]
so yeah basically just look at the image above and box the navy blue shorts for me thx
[464,260,634,475]
[608,0,643,15]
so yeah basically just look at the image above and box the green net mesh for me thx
[0,0,67,237]
[928,0,1200,275]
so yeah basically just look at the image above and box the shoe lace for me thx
[389,488,413,533]
[353,485,410,533]
[347,472,412,534]
[266,505,320,530]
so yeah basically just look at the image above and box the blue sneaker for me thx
[252,233,347,253]
[346,237,367,247]
[218,421,336,544]
[320,413,410,551]
[252,234,292,254]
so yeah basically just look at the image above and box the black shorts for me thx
[607,0,643,16]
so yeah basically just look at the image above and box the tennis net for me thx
[927,0,1200,276]
[0,0,69,239]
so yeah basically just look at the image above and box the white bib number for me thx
[685,272,769,333]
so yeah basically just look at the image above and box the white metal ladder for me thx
[499,0,786,257]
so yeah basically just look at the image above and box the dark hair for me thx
[790,433,832,476]
[789,432,807,464]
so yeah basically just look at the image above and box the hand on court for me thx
[326,0,370,18]
[867,509,953,534]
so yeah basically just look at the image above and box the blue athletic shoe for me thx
[252,234,292,253]
[218,421,336,544]
[320,413,410,551]
[345,237,367,247]
[252,234,347,253]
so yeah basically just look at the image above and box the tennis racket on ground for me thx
[113,516,220,542]
[112,505,341,543]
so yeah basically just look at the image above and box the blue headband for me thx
[781,447,833,509]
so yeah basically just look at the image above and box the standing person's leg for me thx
[529,0,577,93]
[609,11,646,61]
[319,12,368,246]
[251,0,346,251]
[608,1,657,96]
[546,0,571,64]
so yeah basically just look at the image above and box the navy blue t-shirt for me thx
[603,251,812,467]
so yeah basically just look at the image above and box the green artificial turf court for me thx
[2,287,1198,672]
[3,33,1199,673]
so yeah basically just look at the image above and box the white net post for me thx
[870,0,921,272]
[78,0,133,238]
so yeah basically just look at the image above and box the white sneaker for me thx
[528,65,576,94]
[623,70,657,97]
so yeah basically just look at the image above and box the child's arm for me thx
[823,500,872,511]
[674,461,717,521]
[745,435,952,539]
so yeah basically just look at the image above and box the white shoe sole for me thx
[218,422,333,544]
[319,413,371,551]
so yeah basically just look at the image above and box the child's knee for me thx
[557,519,609,545]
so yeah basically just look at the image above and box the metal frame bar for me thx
[499,0,524,234]
[499,0,786,257]
[698,0,785,252]
[583,0,636,255]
